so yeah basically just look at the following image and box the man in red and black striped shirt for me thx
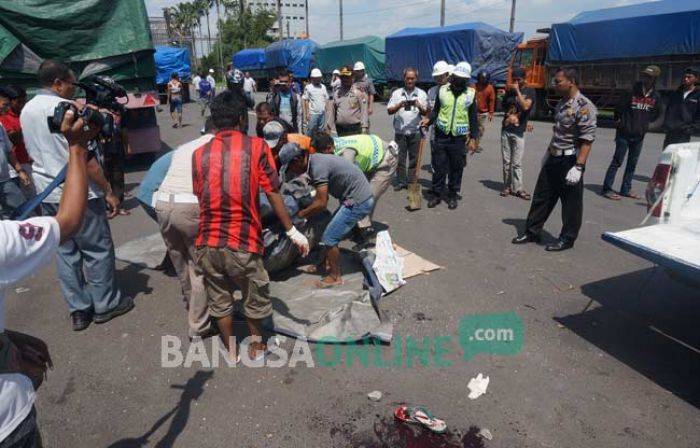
[192,91,309,362]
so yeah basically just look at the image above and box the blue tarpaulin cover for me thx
[265,39,318,78]
[549,0,700,62]
[385,22,522,83]
[233,48,266,71]
[154,46,190,84]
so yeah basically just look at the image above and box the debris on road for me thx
[467,373,490,399]
[478,427,493,440]
[367,390,383,401]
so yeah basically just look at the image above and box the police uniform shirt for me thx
[330,86,368,128]
[548,92,597,154]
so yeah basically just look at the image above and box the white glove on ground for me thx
[565,166,583,185]
[286,226,310,257]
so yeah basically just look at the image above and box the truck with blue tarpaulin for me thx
[264,39,318,79]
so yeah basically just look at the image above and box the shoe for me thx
[94,296,135,324]
[71,310,92,332]
[511,233,540,245]
[447,196,458,209]
[545,239,574,252]
[427,197,442,208]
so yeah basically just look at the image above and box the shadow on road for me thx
[115,264,154,298]
[501,218,557,243]
[584,183,604,195]
[557,267,700,408]
[106,370,214,447]
[479,179,503,193]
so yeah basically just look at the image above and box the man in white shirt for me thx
[387,67,429,190]
[207,69,217,96]
[302,68,329,136]
[243,72,257,107]
[0,111,94,446]
[192,71,202,95]
[20,60,133,332]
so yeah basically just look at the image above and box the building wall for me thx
[248,0,307,39]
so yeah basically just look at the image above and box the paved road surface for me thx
[6,94,699,447]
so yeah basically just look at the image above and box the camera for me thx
[404,99,415,111]
[48,75,126,140]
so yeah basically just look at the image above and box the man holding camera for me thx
[20,60,133,332]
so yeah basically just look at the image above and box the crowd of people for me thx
[0,51,699,444]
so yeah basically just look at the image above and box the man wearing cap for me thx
[512,67,597,252]
[303,69,329,136]
[331,69,341,93]
[279,143,373,288]
[421,62,479,210]
[500,68,535,199]
[387,67,429,191]
[427,61,452,174]
[662,67,700,148]
[262,121,317,171]
[206,69,217,96]
[269,73,303,133]
[313,132,397,243]
[327,65,369,137]
[353,61,376,116]
[602,65,661,200]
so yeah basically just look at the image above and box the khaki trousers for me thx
[358,145,398,228]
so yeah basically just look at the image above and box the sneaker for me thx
[94,296,135,324]
[71,310,92,332]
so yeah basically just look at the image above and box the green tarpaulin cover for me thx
[0,0,155,89]
[316,35,386,84]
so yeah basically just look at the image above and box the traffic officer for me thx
[512,67,597,252]
[326,65,369,137]
[421,62,479,210]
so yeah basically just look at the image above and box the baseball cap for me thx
[641,65,661,77]
[310,68,322,78]
[684,66,700,76]
[353,61,365,71]
[278,142,304,170]
[452,62,472,79]
[263,121,286,148]
[432,60,450,77]
[339,66,353,77]
[209,68,215,73]
[332,69,340,75]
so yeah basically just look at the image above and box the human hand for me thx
[61,106,99,147]
[526,123,534,133]
[488,113,494,122]
[286,226,310,256]
[104,192,122,219]
[565,166,583,185]
[467,139,477,154]
[18,170,31,186]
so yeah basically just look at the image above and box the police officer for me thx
[421,62,479,209]
[327,65,369,137]
[512,67,597,252]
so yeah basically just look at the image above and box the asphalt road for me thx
[6,93,699,447]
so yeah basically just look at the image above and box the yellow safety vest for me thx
[333,134,384,172]
[436,84,476,137]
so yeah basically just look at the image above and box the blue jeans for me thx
[602,134,644,195]
[321,197,374,247]
[43,199,123,314]
[0,178,26,219]
[305,112,326,136]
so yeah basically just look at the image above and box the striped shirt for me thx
[192,130,280,254]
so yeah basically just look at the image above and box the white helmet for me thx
[353,61,365,71]
[432,60,450,77]
[452,62,472,79]
[332,69,340,75]
[310,68,322,78]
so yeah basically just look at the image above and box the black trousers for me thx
[662,132,690,149]
[525,155,583,243]
[395,132,421,186]
[336,123,362,137]
[431,137,467,196]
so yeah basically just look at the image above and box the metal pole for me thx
[339,0,344,41]
[509,0,516,33]
[440,0,445,26]
[305,0,309,38]
[215,0,225,79]
[205,9,212,55]
[286,20,290,39]
[277,0,283,40]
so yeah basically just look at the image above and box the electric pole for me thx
[215,0,225,79]
[277,0,283,40]
[440,0,445,26]
[509,0,516,33]
[339,0,344,41]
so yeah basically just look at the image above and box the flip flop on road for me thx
[602,191,621,200]
[500,188,511,197]
[513,190,531,200]
[621,192,640,199]
[394,405,447,434]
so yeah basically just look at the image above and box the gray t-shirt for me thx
[308,153,372,206]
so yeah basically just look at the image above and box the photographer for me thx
[0,109,94,447]
[20,60,133,332]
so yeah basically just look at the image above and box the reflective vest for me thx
[436,84,476,137]
[333,134,384,172]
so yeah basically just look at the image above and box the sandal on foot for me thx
[514,190,531,200]
[314,277,343,289]
[602,191,621,200]
[394,405,447,434]
[621,192,640,199]
[500,188,511,197]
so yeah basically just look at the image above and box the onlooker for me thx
[0,108,95,448]
[353,61,376,116]
[0,86,34,199]
[136,151,173,223]
[196,72,214,117]
[662,66,700,147]
[167,73,184,128]
[255,102,293,140]
[243,72,257,106]
[331,69,341,93]
[191,91,308,362]
[302,68,329,136]
[280,145,372,288]
[427,61,453,174]
[206,69,217,95]
[327,66,368,137]
[387,67,428,191]
[0,124,28,219]
[155,124,216,340]
[192,70,202,94]
[475,72,495,153]
[500,68,534,199]
[269,73,302,132]
[290,73,303,97]
[602,65,661,200]
[21,59,133,331]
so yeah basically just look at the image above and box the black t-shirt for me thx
[502,87,535,136]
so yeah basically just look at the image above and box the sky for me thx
[145,0,654,44]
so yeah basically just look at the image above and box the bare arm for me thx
[86,158,121,218]
[298,184,329,219]
[576,140,592,166]
[515,87,533,111]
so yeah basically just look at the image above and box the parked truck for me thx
[510,0,700,119]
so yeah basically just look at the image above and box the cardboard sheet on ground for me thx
[393,245,443,279]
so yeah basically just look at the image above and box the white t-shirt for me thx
[302,83,329,115]
[243,77,256,93]
[388,87,428,135]
[0,216,60,442]
[158,134,214,196]
[206,75,216,90]
[20,91,102,203]
[192,75,201,92]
